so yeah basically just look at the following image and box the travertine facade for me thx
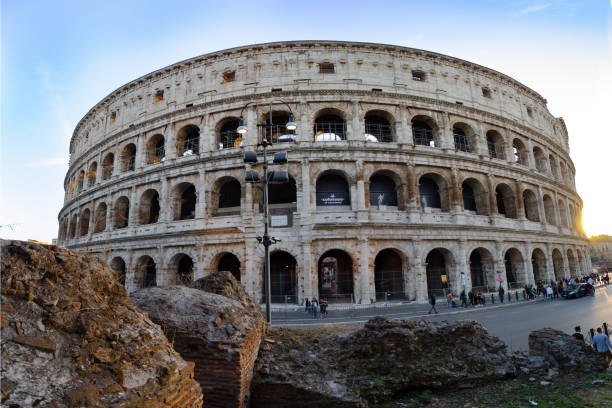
[57,41,590,304]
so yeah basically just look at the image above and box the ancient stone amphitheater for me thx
[57,41,590,304]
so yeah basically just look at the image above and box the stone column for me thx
[487,175,498,216]
[197,169,206,219]
[300,159,311,218]
[296,102,311,143]
[450,168,462,213]
[301,241,313,304]
[347,101,362,142]
[475,121,487,156]
[397,104,412,146]
[165,122,177,161]
[160,176,170,222]
[494,241,508,292]
[106,197,113,232]
[407,164,418,211]
[136,133,146,169]
[545,244,555,282]
[525,138,536,170]
[359,238,373,304]
[537,186,547,225]
[515,180,526,220]
[457,240,471,290]
[523,245,535,286]
[561,249,570,279]
[412,241,426,303]
[244,106,258,148]
[439,112,453,150]
[244,240,257,297]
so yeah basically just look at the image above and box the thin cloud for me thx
[26,157,69,167]
[519,3,551,14]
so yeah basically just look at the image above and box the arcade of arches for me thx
[108,242,590,304]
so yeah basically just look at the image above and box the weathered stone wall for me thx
[57,41,590,305]
[0,240,203,407]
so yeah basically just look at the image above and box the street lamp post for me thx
[237,99,296,323]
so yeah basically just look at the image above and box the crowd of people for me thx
[573,325,612,366]
[304,298,328,319]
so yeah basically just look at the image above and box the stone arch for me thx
[120,143,136,172]
[268,250,298,303]
[468,247,496,291]
[146,134,165,164]
[495,182,517,218]
[531,248,547,283]
[87,162,97,186]
[504,248,524,288]
[77,169,85,192]
[93,202,107,233]
[364,109,395,142]
[134,255,157,289]
[139,189,160,224]
[268,174,297,205]
[522,188,540,222]
[512,138,527,165]
[217,117,242,149]
[172,182,197,220]
[418,172,450,212]
[79,208,90,236]
[313,107,347,141]
[552,248,564,280]
[374,248,405,300]
[533,146,548,172]
[318,249,354,302]
[113,196,130,229]
[425,248,455,297]
[69,214,77,238]
[543,194,556,225]
[461,177,488,215]
[215,176,241,216]
[566,248,578,277]
[101,152,114,180]
[486,129,505,159]
[110,256,126,286]
[549,154,559,179]
[217,252,241,281]
[168,253,194,285]
[411,114,439,147]
[369,170,400,208]
[452,122,476,153]
[176,124,200,156]
[316,171,351,207]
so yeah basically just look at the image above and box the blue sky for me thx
[1,0,611,241]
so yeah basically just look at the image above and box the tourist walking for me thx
[428,294,438,314]
[572,326,585,342]
[446,292,453,308]
[320,298,328,318]
[468,290,474,306]
[498,286,505,303]
[305,298,311,313]
[592,327,612,365]
[311,298,319,318]
[546,285,553,300]
[460,290,468,308]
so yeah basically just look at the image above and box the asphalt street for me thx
[271,285,612,351]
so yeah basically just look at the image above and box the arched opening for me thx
[412,116,437,147]
[269,251,298,303]
[318,249,353,302]
[495,183,517,218]
[567,249,577,277]
[147,134,165,164]
[113,196,130,229]
[135,256,156,289]
[364,111,393,142]
[552,249,564,280]
[419,174,448,212]
[217,178,241,215]
[139,189,160,224]
[512,139,527,165]
[453,123,473,153]
[268,175,297,205]
[369,173,398,207]
[469,248,495,291]
[425,248,453,297]
[218,252,240,281]
[121,143,136,172]
[316,173,350,207]
[461,178,488,215]
[549,155,559,179]
[543,194,556,225]
[486,130,505,159]
[314,110,346,141]
[268,175,297,225]
[260,111,296,144]
[173,183,196,220]
[218,118,241,149]
[531,248,547,283]
[77,170,85,192]
[172,253,194,285]
[87,162,97,186]
[558,200,568,227]
[533,146,548,173]
[504,248,524,289]
[79,209,90,236]
[102,153,114,180]
[576,251,585,277]
[69,215,77,238]
[110,257,126,286]
[177,125,200,156]
[523,189,540,222]
[374,249,404,300]
[93,202,107,233]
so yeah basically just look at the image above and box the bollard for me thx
[491,294,495,304]
[522,291,526,300]
[604,322,609,336]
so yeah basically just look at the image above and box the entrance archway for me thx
[504,248,524,289]
[374,249,404,300]
[135,256,156,289]
[425,248,454,297]
[218,252,240,281]
[552,249,564,280]
[469,248,495,291]
[269,251,298,303]
[318,249,353,302]
[110,257,126,286]
[532,248,547,283]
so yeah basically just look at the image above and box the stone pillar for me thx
[160,177,170,222]
[525,138,536,170]
[523,245,535,286]
[244,106,258,148]
[397,104,412,146]
[407,164,418,211]
[450,168,462,213]
[537,186,547,225]
[475,121,487,156]
[487,175,497,216]
[439,112,453,150]
[545,244,555,282]
[296,102,311,143]
[106,197,113,232]
[136,133,146,169]
[244,240,257,298]
[300,159,311,219]
[165,122,177,161]
[356,161,366,211]
[347,101,362,142]
[561,249,570,279]
[197,169,206,219]
[494,241,508,292]
[457,240,471,290]
[412,240,426,303]
[301,241,313,304]
[359,238,373,304]
[515,180,526,220]
[129,187,139,228]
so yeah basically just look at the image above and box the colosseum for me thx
[57,40,591,304]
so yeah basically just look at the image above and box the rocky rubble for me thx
[0,240,203,407]
[252,316,515,407]
[132,279,266,408]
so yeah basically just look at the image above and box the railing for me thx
[180,137,199,155]
[122,156,135,171]
[102,165,113,180]
[262,124,296,144]
[488,141,506,159]
[219,130,242,149]
[413,127,435,146]
[314,122,346,140]
[454,135,472,153]
[365,123,393,142]
[536,158,548,173]
[150,146,165,164]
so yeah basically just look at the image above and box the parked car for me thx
[561,283,594,299]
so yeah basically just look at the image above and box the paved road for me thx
[271,285,612,351]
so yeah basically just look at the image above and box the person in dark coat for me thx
[468,290,474,306]
[498,286,505,303]
[428,294,438,314]
[460,290,468,308]
[572,326,584,342]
